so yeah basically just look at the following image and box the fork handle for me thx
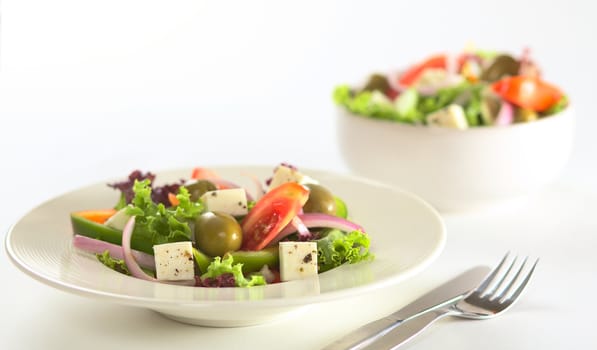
[362,309,451,350]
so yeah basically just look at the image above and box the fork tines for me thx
[479,252,539,303]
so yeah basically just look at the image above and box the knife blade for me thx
[321,266,491,350]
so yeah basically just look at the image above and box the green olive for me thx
[303,184,337,216]
[185,180,217,201]
[515,108,539,123]
[195,212,242,257]
[481,55,520,82]
[362,73,391,93]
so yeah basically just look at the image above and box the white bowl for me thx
[337,108,575,212]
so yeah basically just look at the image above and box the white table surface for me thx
[1,1,597,349]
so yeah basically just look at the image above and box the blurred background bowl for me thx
[336,107,575,212]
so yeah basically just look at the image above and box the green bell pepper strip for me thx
[72,213,280,272]
[192,248,211,274]
[193,246,280,274]
[227,246,279,273]
[70,213,154,255]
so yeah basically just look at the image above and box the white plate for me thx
[5,166,446,327]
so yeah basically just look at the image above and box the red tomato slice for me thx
[398,54,447,87]
[492,76,563,112]
[241,182,309,251]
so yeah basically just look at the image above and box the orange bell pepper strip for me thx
[72,209,117,224]
[168,192,180,207]
[492,76,563,112]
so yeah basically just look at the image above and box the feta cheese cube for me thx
[153,241,195,281]
[426,104,469,130]
[104,207,130,231]
[279,242,318,282]
[268,165,318,191]
[200,188,248,216]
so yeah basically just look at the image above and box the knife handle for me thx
[362,309,451,350]
[320,317,402,350]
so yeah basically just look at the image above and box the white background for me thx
[1,1,596,349]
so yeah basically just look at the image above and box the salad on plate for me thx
[333,48,568,129]
[70,164,373,288]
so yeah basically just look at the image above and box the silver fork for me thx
[363,253,538,350]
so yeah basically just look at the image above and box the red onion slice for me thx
[495,101,514,126]
[290,216,311,240]
[121,216,194,286]
[73,234,155,270]
[122,216,158,282]
[241,172,265,201]
[270,213,365,245]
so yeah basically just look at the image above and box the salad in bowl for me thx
[70,164,372,288]
[333,48,568,129]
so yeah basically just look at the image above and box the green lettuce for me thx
[334,85,403,121]
[333,83,480,124]
[463,85,484,126]
[97,250,130,275]
[125,180,203,248]
[201,255,266,287]
[542,95,569,116]
[316,229,373,273]
[96,250,155,276]
[418,83,472,115]
[114,194,128,210]
[333,84,353,106]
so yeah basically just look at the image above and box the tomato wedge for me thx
[492,76,563,112]
[241,182,309,251]
[398,54,447,87]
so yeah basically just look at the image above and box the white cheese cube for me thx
[200,188,248,216]
[268,165,318,191]
[104,207,130,231]
[426,104,469,130]
[153,241,195,281]
[279,242,318,282]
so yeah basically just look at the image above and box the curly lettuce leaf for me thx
[174,186,203,220]
[418,83,472,116]
[334,85,405,121]
[333,84,353,106]
[125,180,203,248]
[316,229,373,273]
[97,250,129,275]
[201,255,266,287]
